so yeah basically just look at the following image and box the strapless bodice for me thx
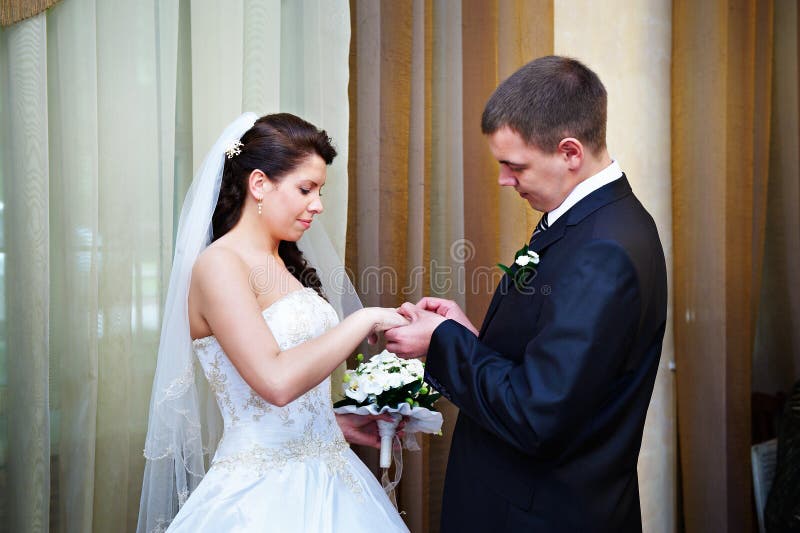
[191,287,345,467]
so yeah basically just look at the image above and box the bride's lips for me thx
[298,218,312,229]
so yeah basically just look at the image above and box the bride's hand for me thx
[362,307,409,344]
[366,307,409,332]
[335,413,407,448]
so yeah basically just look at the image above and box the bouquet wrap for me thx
[333,350,443,503]
[333,402,444,467]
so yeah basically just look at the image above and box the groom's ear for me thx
[248,169,269,199]
[558,138,584,170]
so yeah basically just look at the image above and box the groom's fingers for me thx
[398,302,420,321]
[386,341,405,358]
[417,297,452,316]
[416,297,440,312]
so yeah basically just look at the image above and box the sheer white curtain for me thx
[0,1,350,531]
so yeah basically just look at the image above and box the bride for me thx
[137,112,410,532]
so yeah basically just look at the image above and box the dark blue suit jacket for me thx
[426,177,667,532]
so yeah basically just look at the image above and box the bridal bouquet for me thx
[333,350,443,469]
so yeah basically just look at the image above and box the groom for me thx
[386,56,667,532]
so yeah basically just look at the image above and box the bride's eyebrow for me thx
[299,177,325,188]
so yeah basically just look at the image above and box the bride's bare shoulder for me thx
[192,242,250,285]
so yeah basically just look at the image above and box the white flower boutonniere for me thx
[498,244,540,290]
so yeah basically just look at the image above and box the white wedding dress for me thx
[167,287,409,532]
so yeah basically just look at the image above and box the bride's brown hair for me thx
[211,113,337,297]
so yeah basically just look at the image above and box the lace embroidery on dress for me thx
[244,390,272,421]
[152,518,171,533]
[279,407,296,427]
[162,359,196,401]
[213,421,363,498]
[190,288,364,498]
[299,387,323,415]
[205,350,240,423]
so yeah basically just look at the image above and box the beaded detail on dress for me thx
[191,288,350,485]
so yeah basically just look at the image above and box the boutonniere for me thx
[497,244,540,290]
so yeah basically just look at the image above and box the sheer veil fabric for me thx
[137,112,257,533]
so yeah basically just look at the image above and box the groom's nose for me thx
[497,170,518,187]
[497,165,518,187]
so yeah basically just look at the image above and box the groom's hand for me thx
[417,297,479,336]
[385,303,446,358]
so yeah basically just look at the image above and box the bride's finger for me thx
[384,313,410,329]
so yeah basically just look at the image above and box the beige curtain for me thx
[753,0,800,396]
[0,1,351,531]
[672,1,774,532]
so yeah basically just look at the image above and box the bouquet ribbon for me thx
[333,403,443,505]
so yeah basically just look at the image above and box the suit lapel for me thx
[530,176,632,253]
[479,176,634,337]
[529,220,566,253]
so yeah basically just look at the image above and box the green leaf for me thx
[333,397,359,408]
[497,263,512,276]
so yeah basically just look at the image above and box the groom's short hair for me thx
[481,55,607,155]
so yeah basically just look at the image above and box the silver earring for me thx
[258,200,262,216]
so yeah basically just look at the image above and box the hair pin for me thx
[224,139,244,159]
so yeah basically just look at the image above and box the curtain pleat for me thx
[47,1,101,530]
[753,0,800,396]
[672,1,773,531]
[4,13,50,532]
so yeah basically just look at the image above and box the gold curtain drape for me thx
[346,1,552,531]
[0,0,59,26]
[753,0,800,397]
[672,1,774,531]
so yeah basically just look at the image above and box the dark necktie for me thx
[530,212,549,245]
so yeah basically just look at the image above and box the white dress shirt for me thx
[546,160,624,226]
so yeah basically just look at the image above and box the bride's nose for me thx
[308,196,324,215]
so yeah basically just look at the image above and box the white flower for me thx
[373,350,397,364]
[345,384,368,403]
[386,374,405,388]
[527,250,540,264]
[362,376,384,395]
[341,350,433,408]
[407,359,424,373]
[515,255,531,267]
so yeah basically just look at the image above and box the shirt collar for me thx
[546,160,623,226]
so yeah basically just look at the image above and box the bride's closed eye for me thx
[300,186,323,197]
